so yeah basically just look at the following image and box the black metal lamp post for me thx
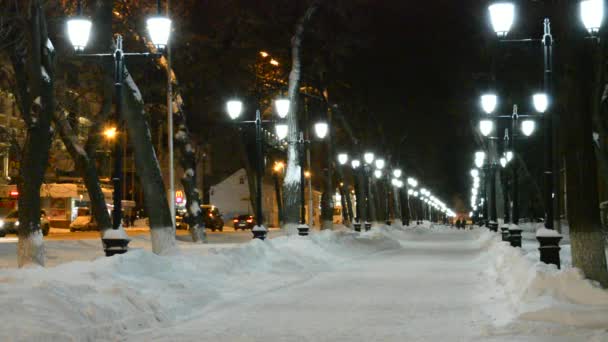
[67,0,171,256]
[290,122,329,236]
[404,177,417,226]
[351,158,364,231]
[488,2,563,266]
[337,153,355,226]
[226,98,290,240]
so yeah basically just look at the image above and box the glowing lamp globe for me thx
[470,169,479,178]
[337,153,348,165]
[506,151,514,162]
[275,124,288,140]
[521,120,535,136]
[500,157,507,168]
[313,121,329,139]
[374,170,382,179]
[67,17,92,51]
[351,159,361,169]
[479,120,494,136]
[375,158,385,170]
[480,94,498,114]
[581,0,604,35]
[533,93,548,113]
[147,16,172,50]
[407,177,418,187]
[274,99,290,118]
[488,2,515,38]
[364,152,375,165]
[226,100,243,120]
[393,169,402,178]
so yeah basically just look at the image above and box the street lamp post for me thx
[351,158,365,231]
[67,0,171,256]
[488,2,568,267]
[337,153,355,226]
[226,98,290,239]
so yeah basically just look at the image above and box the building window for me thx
[239,176,245,184]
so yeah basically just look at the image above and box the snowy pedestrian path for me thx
[1,225,607,341]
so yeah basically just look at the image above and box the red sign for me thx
[175,190,184,204]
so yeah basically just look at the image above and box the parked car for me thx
[175,214,189,230]
[233,214,255,230]
[201,205,224,231]
[69,208,98,232]
[0,210,50,237]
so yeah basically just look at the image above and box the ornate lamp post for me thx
[226,98,289,240]
[67,0,171,256]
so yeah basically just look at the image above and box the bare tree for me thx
[282,1,322,231]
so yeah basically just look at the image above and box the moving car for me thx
[69,208,99,232]
[201,205,224,232]
[0,210,50,237]
[233,214,255,230]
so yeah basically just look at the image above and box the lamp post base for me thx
[501,226,510,242]
[252,225,267,240]
[488,221,499,232]
[353,222,361,232]
[297,224,310,236]
[364,222,372,231]
[536,229,562,269]
[101,227,131,257]
[508,227,522,248]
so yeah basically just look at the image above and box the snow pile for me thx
[483,230,608,328]
[0,229,401,341]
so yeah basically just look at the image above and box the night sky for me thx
[333,0,487,211]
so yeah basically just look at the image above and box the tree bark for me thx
[52,109,112,234]
[282,1,321,229]
[10,0,54,267]
[121,73,177,255]
[564,39,608,287]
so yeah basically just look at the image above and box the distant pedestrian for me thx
[455,219,461,229]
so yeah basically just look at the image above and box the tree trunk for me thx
[564,40,608,287]
[53,109,112,234]
[282,1,321,229]
[10,1,54,267]
[121,74,176,255]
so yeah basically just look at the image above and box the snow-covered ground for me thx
[0,223,607,341]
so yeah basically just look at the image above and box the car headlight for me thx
[15,221,19,227]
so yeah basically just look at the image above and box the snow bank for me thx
[0,228,401,341]
[483,230,608,328]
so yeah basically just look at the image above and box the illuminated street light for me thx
[226,100,243,120]
[521,120,535,136]
[581,0,604,35]
[393,169,402,178]
[275,124,288,140]
[314,121,329,139]
[375,158,385,170]
[351,159,361,169]
[146,15,172,50]
[364,152,375,165]
[488,2,515,38]
[479,120,494,136]
[480,94,498,114]
[104,127,117,139]
[274,98,290,119]
[533,93,548,113]
[338,153,348,165]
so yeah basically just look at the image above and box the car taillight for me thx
[246,219,253,223]
[209,214,213,218]
[233,219,238,223]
